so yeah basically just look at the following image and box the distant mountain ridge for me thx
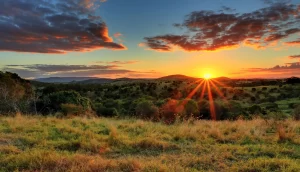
[157,74,199,80]
[35,77,98,83]
[34,75,233,84]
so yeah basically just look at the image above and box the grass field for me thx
[0,115,300,172]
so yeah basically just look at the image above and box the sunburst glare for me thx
[204,73,212,80]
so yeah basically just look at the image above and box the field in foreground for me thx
[0,116,300,172]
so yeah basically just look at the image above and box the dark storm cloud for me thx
[142,2,300,52]
[0,0,126,54]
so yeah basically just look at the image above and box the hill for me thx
[158,74,199,81]
[35,77,98,83]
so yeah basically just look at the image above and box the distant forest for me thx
[1,71,300,123]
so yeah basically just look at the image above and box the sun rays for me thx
[179,77,229,120]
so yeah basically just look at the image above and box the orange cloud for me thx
[0,0,126,54]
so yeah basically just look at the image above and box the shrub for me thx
[250,96,256,102]
[95,106,119,117]
[135,100,159,120]
[264,102,279,112]
[44,91,91,114]
[198,100,210,119]
[60,103,84,116]
[214,102,230,120]
[227,101,244,120]
[182,99,199,118]
[248,105,262,115]
[293,105,300,120]
[160,99,181,124]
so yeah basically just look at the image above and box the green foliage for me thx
[227,101,245,120]
[198,99,210,119]
[182,99,199,118]
[248,105,263,115]
[135,100,159,120]
[0,72,33,114]
[95,106,119,117]
[60,104,84,116]
[293,105,300,120]
[44,91,91,114]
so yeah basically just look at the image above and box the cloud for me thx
[96,61,139,65]
[0,0,126,54]
[288,55,300,59]
[5,64,119,73]
[3,64,156,78]
[141,2,300,52]
[233,62,300,78]
[285,38,300,46]
[114,32,122,38]
[219,6,236,13]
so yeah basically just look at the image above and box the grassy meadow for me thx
[1,115,300,172]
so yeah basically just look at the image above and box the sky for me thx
[0,0,299,79]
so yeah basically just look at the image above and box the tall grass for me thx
[0,115,299,171]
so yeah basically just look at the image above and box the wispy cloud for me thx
[3,64,157,79]
[95,61,139,65]
[232,62,300,78]
[0,0,126,54]
[285,38,300,46]
[288,55,300,59]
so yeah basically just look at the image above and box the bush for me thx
[293,105,300,120]
[182,99,199,118]
[248,105,263,115]
[60,103,84,116]
[44,91,91,114]
[135,100,159,120]
[160,99,181,124]
[198,100,210,119]
[264,102,279,112]
[227,101,245,120]
[214,102,230,120]
[96,107,119,117]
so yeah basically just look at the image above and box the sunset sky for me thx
[0,0,299,79]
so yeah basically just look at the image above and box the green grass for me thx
[0,115,300,171]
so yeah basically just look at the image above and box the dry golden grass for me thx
[0,115,300,171]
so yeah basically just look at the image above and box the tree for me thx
[0,72,33,114]
[227,101,244,120]
[198,100,210,119]
[43,91,91,114]
[182,99,199,118]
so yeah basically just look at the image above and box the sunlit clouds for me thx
[141,2,299,52]
[0,0,126,53]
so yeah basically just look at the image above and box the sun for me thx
[204,73,212,80]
